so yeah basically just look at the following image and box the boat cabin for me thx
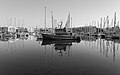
[55,27,71,35]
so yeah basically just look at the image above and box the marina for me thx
[0,0,120,74]
[0,9,120,75]
[0,10,120,75]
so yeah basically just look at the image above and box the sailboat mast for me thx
[106,16,109,28]
[45,6,46,33]
[10,18,12,26]
[22,19,24,27]
[100,17,102,33]
[114,12,116,28]
[7,18,9,27]
[97,21,99,33]
[71,17,72,33]
[51,11,53,34]
[18,20,20,27]
[14,18,16,27]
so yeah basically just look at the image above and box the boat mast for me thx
[14,18,16,27]
[117,21,119,27]
[106,16,109,28]
[45,6,46,33]
[97,21,99,33]
[51,11,54,34]
[10,18,12,26]
[7,18,9,27]
[18,20,20,27]
[71,17,72,33]
[100,17,102,33]
[103,17,106,29]
[114,12,116,28]
[22,19,24,28]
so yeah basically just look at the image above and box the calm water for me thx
[0,36,120,75]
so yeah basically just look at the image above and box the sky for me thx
[0,0,120,28]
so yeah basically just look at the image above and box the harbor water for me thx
[0,36,120,75]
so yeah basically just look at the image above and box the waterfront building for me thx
[8,26,18,33]
[73,26,97,34]
[17,27,28,33]
[34,27,41,33]
[0,27,8,33]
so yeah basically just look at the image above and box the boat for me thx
[41,7,80,41]
[41,21,80,40]
[41,32,80,40]
[41,39,80,45]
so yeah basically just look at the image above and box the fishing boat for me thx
[41,7,80,41]
[41,32,80,40]
[41,22,80,40]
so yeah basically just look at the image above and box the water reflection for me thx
[0,36,119,74]
[81,36,98,41]
[82,36,119,62]
[0,35,29,42]
[41,40,80,57]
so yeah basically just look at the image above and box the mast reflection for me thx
[83,37,119,62]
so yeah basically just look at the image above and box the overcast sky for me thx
[0,0,119,28]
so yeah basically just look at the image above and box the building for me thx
[17,27,28,33]
[73,26,97,34]
[8,26,18,33]
[0,27,8,33]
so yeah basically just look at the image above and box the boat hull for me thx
[41,33,80,40]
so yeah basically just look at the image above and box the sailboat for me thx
[41,8,80,40]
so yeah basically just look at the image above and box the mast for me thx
[100,17,102,29]
[111,19,113,27]
[51,11,53,34]
[106,16,109,28]
[10,18,12,26]
[14,18,16,27]
[92,20,94,26]
[71,17,72,33]
[97,21,99,33]
[7,18,9,27]
[45,6,46,33]
[94,20,96,27]
[103,17,106,28]
[22,19,24,27]
[117,21,119,27]
[18,20,20,27]
[100,17,102,33]
[114,12,116,28]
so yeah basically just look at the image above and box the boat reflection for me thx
[81,36,98,41]
[0,36,10,42]
[18,36,28,40]
[41,40,81,56]
[41,39,80,45]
